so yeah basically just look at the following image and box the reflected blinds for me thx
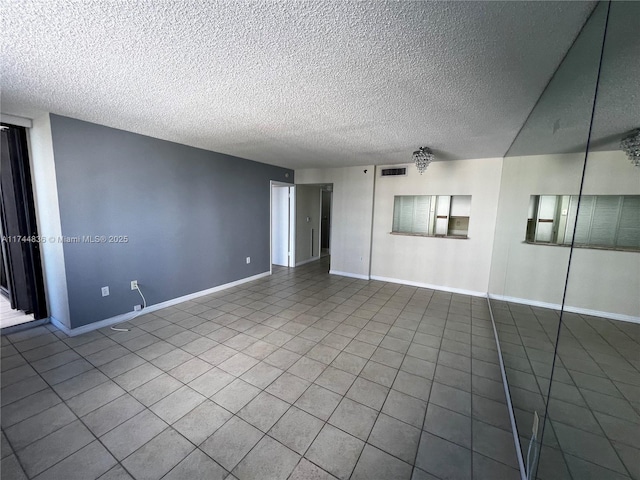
[565,195,639,248]
[619,196,640,249]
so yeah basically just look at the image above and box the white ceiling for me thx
[1,1,597,169]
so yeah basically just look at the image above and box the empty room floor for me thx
[491,301,639,480]
[2,258,519,480]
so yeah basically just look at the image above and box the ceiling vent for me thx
[380,167,407,177]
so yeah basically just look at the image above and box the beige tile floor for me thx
[492,300,639,480]
[1,258,518,479]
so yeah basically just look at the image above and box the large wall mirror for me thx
[488,1,639,478]
[548,2,640,479]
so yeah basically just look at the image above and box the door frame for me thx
[270,181,295,273]
[0,123,48,320]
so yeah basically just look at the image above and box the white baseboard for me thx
[57,271,271,337]
[51,313,131,337]
[329,270,370,280]
[488,294,640,324]
[295,256,320,267]
[370,275,486,297]
[49,316,73,335]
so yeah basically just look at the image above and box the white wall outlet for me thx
[131,280,138,290]
[134,304,142,311]
[246,257,251,264]
[101,286,109,297]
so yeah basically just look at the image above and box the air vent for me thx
[381,167,407,177]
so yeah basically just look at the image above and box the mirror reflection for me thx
[487,1,639,478]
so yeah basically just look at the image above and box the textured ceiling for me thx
[1,1,596,169]
[508,1,640,157]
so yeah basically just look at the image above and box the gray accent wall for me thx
[49,115,293,328]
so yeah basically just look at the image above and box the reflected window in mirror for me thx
[526,194,640,250]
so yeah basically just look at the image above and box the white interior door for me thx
[272,186,290,266]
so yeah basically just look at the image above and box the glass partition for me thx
[487,2,611,478]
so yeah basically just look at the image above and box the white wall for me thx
[370,158,503,295]
[28,113,71,327]
[298,153,638,320]
[295,166,375,279]
[489,151,640,319]
[295,185,321,265]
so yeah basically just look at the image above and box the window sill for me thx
[523,241,639,253]
[390,232,469,240]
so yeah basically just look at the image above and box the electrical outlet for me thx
[134,304,142,311]
[246,257,250,264]
[131,280,138,290]
[101,286,109,297]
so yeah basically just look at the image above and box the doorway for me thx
[320,187,332,257]
[271,183,295,269]
[1,123,48,329]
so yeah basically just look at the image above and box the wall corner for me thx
[29,113,71,328]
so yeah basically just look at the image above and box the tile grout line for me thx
[3,342,155,480]
[502,302,637,478]
[411,290,451,479]
[545,337,636,478]
[470,300,475,480]
[2,260,527,480]
[193,272,376,479]
[2,273,312,479]
[348,286,425,479]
